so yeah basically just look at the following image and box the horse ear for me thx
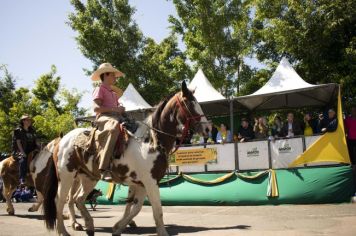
[182,80,189,97]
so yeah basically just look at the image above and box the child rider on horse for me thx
[91,63,125,181]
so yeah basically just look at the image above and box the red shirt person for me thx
[345,106,356,165]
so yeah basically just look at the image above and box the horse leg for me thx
[74,175,97,236]
[2,180,16,215]
[68,179,84,231]
[56,175,74,236]
[115,185,138,230]
[144,181,169,236]
[112,186,146,236]
[28,191,43,212]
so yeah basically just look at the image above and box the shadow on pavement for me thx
[95,224,251,235]
[12,214,44,220]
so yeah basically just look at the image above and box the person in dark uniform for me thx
[12,115,40,185]
[238,118,255,142]
[321,109,338,133]
[204,120,218,143]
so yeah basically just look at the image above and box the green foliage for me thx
[253,0,356,103]
[238,68,272,96]
[135,35,192,104]
[0,66,86,152]
[32,65,60,109]
[0,65,16,114]
[33,103,76,140]
[69,0,193,104]
[68,0,144,83]
[169,0,254,97]
[68,0,355,106]
[58,88,87,117]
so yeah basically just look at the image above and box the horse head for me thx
[151,81,208,151]
[174,81,208,138]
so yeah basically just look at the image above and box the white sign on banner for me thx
[174,146,206,173]
[207,143,235,171]
[271,138,304,169]
[238,141,269,170]
[305,135,322,149]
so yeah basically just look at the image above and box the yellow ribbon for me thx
[108,169,279,198]
[106,183,116,200]
[182,172,235,185]
[236,170,269,179]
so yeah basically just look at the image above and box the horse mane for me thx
[151,93,176,129]
[143,93,176,150]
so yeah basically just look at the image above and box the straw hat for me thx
[90,63,124,81]
[20,114,32,121]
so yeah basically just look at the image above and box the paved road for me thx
[1,203,356,236]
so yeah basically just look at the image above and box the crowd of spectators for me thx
[12,186,35,202]
[0,181,36,203]
[182,108,341,146]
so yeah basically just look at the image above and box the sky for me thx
[0,0,262,112]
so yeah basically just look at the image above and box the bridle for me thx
[134,93,206,153]
[171,94,206,153]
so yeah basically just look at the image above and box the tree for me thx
[169,0,254,97]
[134,35,192,104]
[0,66,86,152]
[68,0,144,83]
[32,65,60,110]
[0,65,16,114]
[68,0,192,104]
[33,103,76,140]
[253,0,356,103]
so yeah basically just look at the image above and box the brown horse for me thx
[42,81,208,236]
[0,137,60,215]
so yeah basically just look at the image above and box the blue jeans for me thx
[19,156,27,181]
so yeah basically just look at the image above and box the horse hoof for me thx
[73,223,84,231]
[7,210,15,216]
[129,221,137,229]
[63,214,70,220]
[28,207,35,212]
[86,230,95,236]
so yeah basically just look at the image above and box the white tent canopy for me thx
[188,69,225,103]
[120,83,152,112]
[236,58,337,110]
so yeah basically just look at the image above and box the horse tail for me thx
[43,157,58,230]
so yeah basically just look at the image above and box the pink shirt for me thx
[92,84,119,109]
[345,117,356,140]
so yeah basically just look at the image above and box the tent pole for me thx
[229,99,234,136]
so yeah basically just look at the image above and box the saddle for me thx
[115,123,130,158]
[79,122,131,161]
[11,150,39,170]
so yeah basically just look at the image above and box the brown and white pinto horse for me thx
[0,137,61,215]
[42,81,208,236]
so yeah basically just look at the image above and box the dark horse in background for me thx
[0,138,60,215]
